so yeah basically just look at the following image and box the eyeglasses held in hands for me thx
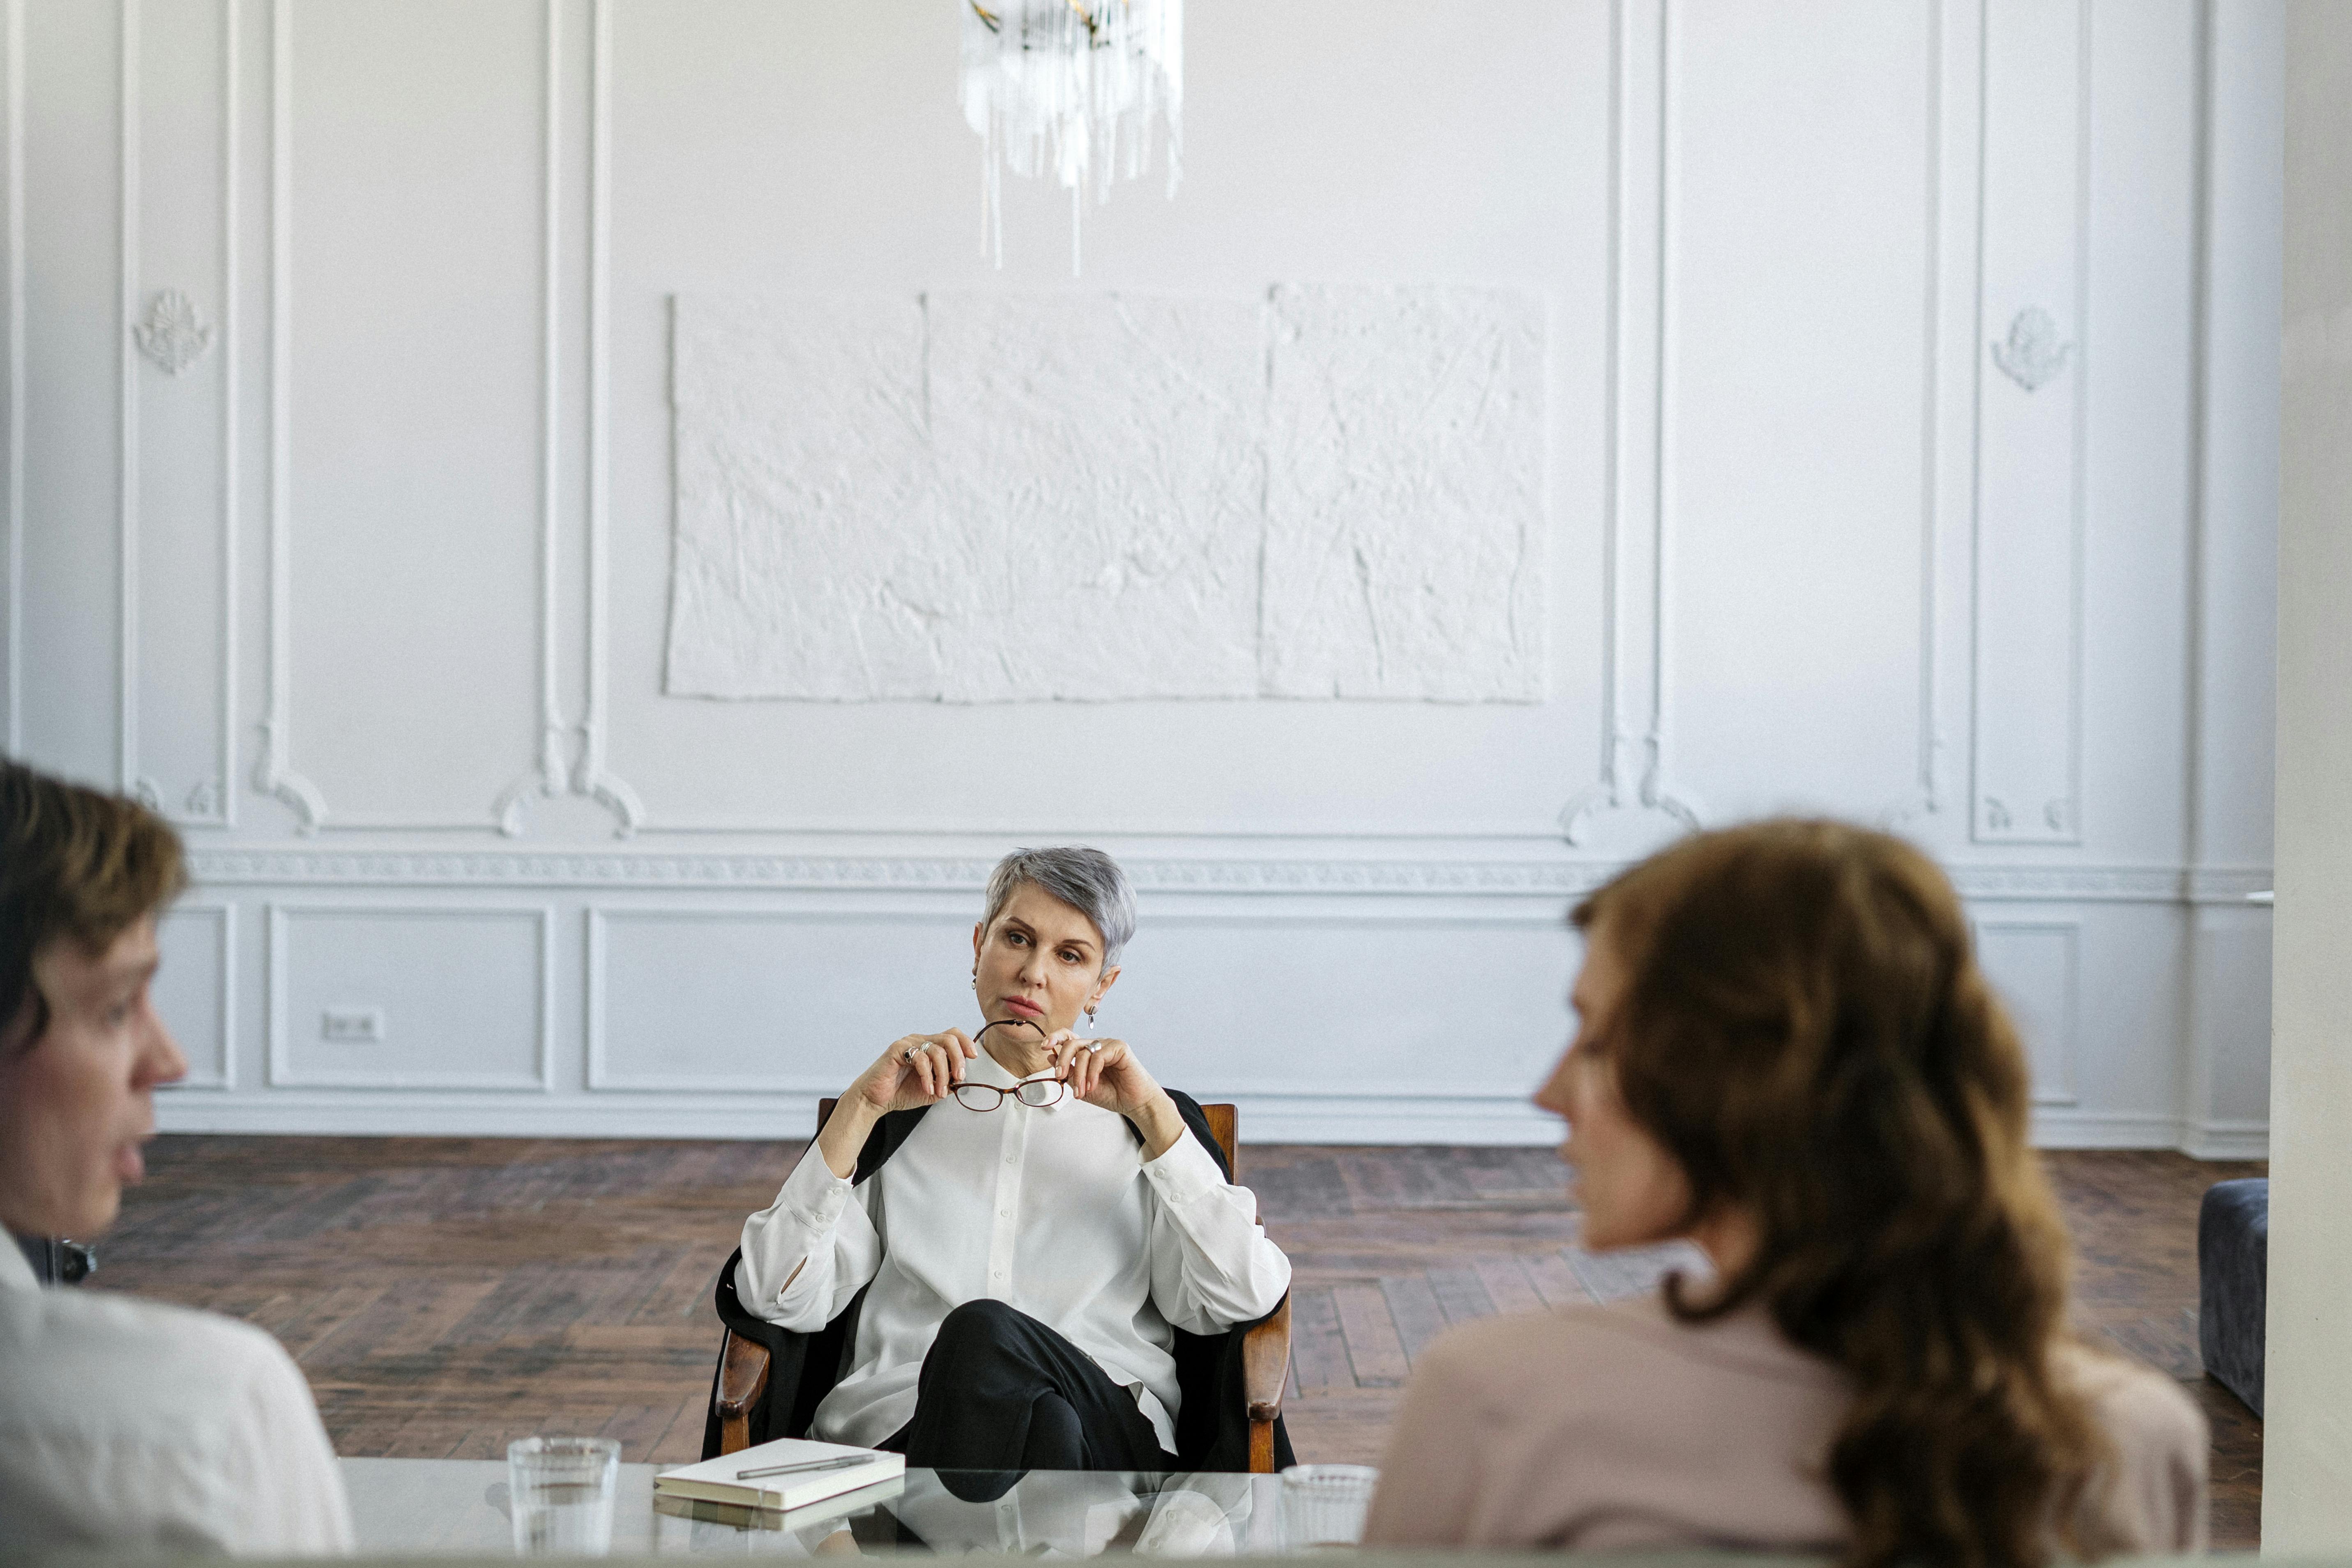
[951,1075,1067,1111]
[950,1018,1067,1111]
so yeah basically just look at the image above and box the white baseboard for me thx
[2029,1108,2271,1158]
[153,1091,1567,1146]
[158,1093,2265,1154]
[2181,1118,2271,1160]
[1229,1097,1562,1146]
[2029,1110,2188,1148]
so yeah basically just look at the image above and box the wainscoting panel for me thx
[267,903,552,1091]
[589,908,975,1093]
[154,898,233,1089]
[1973,917,2081,1106]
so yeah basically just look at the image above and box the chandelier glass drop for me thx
[959,0,1183,274]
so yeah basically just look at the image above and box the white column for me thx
[2181,0,2281,1159]
[2265,0,2352,1546]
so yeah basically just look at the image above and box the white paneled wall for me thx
[1,0,2276,1150]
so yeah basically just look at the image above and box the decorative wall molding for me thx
[1563,0,1703,845]
[496,0,571,838]
[1569,0,1959,838]
[182,845,2273,906]
[2,0,19,755]
[113,2,240,828]
[572,0,641,839]
[133,286,215,374]
[1989,304,2073,391]
[1903,0,1973,824]
[117,0,139,802]
[201,850,1608,896]
[265,901,555,1091]
[481,0,638,840]
[1969,0,2091,845]
[254,0,325,830]
[2183,865,2273,904]
[217,0,239,828]
[274,0,561,838]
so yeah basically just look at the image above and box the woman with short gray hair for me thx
[735,846,1292,1474]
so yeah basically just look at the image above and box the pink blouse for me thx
[1364,1292,2207,1555]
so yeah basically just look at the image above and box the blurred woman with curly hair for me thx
[1365,820,2205,1566]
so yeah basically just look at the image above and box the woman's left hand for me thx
[1040,1030,1187,1157]
[1043,1029,1158,1115]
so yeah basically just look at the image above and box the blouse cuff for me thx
[778,1137,855,1221]
[1142,1126,1228,1205]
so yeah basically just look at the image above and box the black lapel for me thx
[848,1093,1228,1182]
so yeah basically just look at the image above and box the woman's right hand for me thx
[848,1030,979,1114]
[819,1030,977,1179]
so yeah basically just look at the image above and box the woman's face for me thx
[1534,924,1696,1253]
[972,882,1119,1038]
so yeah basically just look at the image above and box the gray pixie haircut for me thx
[981,847,1137,972]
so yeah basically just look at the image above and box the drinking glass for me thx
[1279,1464,1378,1553]
[508,1436,620,1556]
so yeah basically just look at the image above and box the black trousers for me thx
[883,1299,1181,1477]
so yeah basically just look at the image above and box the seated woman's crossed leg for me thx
[893,1298,1174,1472]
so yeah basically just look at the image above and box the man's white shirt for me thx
[737,1048,1292,1453]
[0,1235,354,1554]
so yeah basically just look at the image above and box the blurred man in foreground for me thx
[0,758,352,1554]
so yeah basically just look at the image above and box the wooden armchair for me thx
[714,1098,1294,1472]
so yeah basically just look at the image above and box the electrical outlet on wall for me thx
[321,1007,385,1044]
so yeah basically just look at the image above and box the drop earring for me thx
[1085,1004,1098,1032]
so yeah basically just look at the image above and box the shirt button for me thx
[1004,1155,1016,1165]
[999,1208,1011,1218]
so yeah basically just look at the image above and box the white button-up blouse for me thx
[737,1049,1292,1454]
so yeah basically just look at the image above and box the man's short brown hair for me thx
[0,759,186,1043]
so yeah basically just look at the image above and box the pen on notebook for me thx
[735,1454,878,1481]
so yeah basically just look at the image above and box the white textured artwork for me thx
[666,287,1546,703]
[670,296,933,700]
[1262,286,1547,700]
[927,296,1266,699]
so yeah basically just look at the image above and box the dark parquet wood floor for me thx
[97,1139,2264,1548]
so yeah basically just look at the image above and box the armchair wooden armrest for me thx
[716,1328,773,1455]
[1242,1295,1292,1473]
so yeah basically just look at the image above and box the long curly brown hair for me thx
[1573,820,2117,1568]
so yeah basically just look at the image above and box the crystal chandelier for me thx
[959,0,1184,274]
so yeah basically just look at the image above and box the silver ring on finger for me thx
[902,1045,920,1062]
[1088,1041,1103,1055]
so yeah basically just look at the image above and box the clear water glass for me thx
[1279,1464,1378,1553]
[507,1436,620,1556]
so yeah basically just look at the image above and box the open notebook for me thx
[653,1437,906,1511]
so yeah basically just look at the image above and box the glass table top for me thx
[342,1458,1285,1557]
